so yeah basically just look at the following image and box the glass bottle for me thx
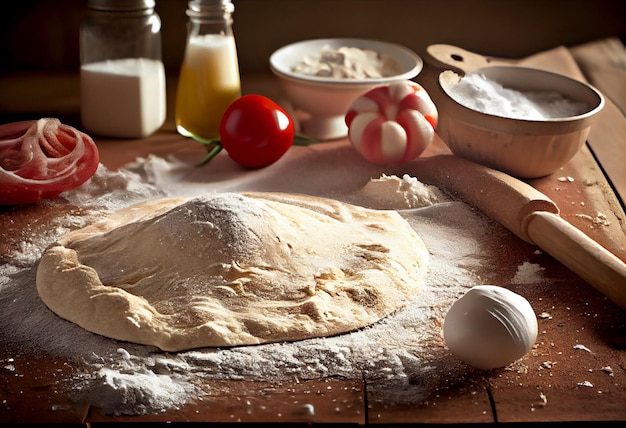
[175,0,241,142]
[80,0,166,138]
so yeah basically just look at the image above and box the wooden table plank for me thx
[87,378,366,424]
[366,377,495,424]
[571,37,626,115]
[570,38,626,208]
[0,348,90,424]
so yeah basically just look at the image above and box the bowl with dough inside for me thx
[270,38,423,140]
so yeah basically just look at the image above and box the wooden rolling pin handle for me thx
[525,211,626,310]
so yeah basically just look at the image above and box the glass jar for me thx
[175,0,241,142]
[80,0,166,138]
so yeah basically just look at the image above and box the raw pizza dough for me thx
[36,192,429,351]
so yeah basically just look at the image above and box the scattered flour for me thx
[573,344,593,353]
[510,261,545,284]
[81,348,193,415]
[0,156,525,416]
[575,212,611,228]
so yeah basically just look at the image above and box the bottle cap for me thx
[87,0,156,11]
[187,0,234,17]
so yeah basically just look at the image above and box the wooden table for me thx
[1,38,625,425]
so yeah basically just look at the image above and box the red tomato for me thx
[219,94,294,168]
[0,118,99,205]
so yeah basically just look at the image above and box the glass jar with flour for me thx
[175,0,241,142]
[80,0,166,138]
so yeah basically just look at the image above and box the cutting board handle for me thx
[525,211,626,310]
[425,44,493,74]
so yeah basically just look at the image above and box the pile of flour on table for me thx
[0,154,517,416]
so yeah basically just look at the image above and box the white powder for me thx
[79,349,193,415]
[575,211,611,228]
[447,73,589,120]
[511,261,546,284]
[0,158,521,416]
[81,58,167,138]
[292,45,401,79]
[347,173,449,209]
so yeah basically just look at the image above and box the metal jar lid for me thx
[87,0,156,11]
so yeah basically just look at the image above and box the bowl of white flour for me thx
[424,44,604,178]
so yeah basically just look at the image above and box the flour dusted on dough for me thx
[36,192,429,352]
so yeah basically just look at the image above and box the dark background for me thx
[1,0,625,74]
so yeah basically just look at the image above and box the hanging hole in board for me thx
[451,54,464,62]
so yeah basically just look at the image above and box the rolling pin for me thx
[408,154,626,310]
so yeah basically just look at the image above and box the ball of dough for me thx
[443,285,537,370]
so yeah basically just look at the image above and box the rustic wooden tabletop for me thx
[1,38,625,425]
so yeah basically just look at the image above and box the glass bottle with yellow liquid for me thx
[175,0,241,142]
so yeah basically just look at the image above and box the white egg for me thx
[443,285,538,370]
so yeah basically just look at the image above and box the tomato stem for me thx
[197,134,316,167]
[198,139,223,166]
[293,134,319,146]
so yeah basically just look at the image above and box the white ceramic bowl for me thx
[270,38,423,140]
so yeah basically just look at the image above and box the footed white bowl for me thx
[270,38,423,140]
